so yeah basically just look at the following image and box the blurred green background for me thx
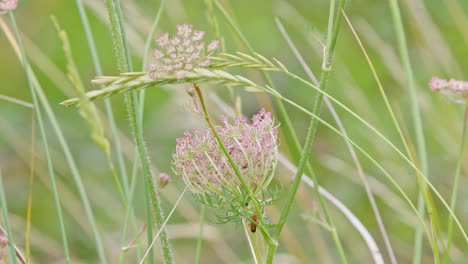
[1,0,468,263]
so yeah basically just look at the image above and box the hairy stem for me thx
[103,0,173,263]
[72,1,143,260]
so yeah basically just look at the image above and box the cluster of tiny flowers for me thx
[0,0,17,14]
[429,77,468,103]
[147,24,220,80]
[172,109,278,198]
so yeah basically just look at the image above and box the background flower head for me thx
[172,109,278,200]
[147,24,220,80]
[0,0,18,14]
[429,77,468,104]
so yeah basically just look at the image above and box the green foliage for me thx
[192,185,282,225]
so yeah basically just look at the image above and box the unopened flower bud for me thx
[158,173,171,189]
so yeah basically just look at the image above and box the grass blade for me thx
[0,169,19,264]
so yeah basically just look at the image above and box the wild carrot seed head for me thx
[0,0,18,14]
[429,77,468,104]
[148,24,220,80]
[172,109,279,199]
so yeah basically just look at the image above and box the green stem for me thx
[0,169,18,264]
[119,2,165,262]
[252,229,262,263]
[443,105,468,263]
[387,0,432,262]
[120,151,142,264]
[194,205,205,264]
[103,1,173,263]
[8,12,71,264]
[267,0,348,262]
[73,0,142,260]
[122,3,165,261]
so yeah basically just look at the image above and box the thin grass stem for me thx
[268,1,348,262]
[194,205,205,264]
[443,105,468,263]
[387,0,432,262]
[243,219,259,264]
[0,94,34,108]
[8,12,71,264]
[25,104,35,264]
[140,187,187,264]
[275,15,396,264]
[0,16,107,264]
[0,169,18,264]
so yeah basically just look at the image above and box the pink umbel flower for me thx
[172,109,279,198]
[147,24,220,80]
[0,0,18,14]
[429,77,468,104]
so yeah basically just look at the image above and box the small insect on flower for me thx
[250,213,258,233]
[429,77,468,104]
[147,24,220,80]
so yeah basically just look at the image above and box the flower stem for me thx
[194,205,205,264]
[443,105,468,263]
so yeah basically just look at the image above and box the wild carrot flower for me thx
[429,77,468,104]
[172,109,278,201]
[148,24,220,80]
[0,0,17,14]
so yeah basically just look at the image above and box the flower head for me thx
[0,0,18,14]
[172,109,278,199]
[429,77,468,104]
[148,24,220,80]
